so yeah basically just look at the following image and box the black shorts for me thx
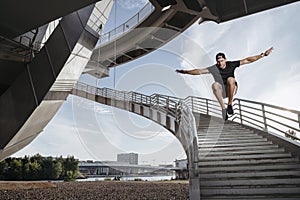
[222,82,238,98]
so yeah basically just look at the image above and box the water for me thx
[76,175,175,182]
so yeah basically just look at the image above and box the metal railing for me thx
[185,96,300,142]
[231,98,300,141]
[73,82,181,117]
[185,96,222,117]
[98,2,155,45]
[4,2,154,62]
[12,18,61,57]
[74,82,300,143]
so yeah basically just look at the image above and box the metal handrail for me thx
[185,95,300,141]
[232,98,300,141]
[98,2,155,45]
[73,82,300,143]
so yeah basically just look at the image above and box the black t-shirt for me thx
[207,61,240,84]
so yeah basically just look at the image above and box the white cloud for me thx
[117,0,148,10]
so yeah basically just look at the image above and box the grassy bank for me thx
[0,181,189,199]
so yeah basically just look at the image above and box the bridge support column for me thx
[189,178,200,200]
[166,116,171,130]
[157,112,161,125]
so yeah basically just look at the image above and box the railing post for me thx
[262,104,268,132]
[238,99,243,124]
[166,98,169,113]
[206,99,209,115]
[298,113,300,129]
[191,97,194,112]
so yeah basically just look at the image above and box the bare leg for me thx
[226,77,236,106]
[212,82,226,110]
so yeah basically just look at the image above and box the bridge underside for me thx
[0,0,300,199]
[0,1,114,159]
[86,0,300,78]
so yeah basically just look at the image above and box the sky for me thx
[13,0,300,166]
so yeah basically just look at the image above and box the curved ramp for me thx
[85,0,300,78]
[72,82,201,198]
[72,82,300,199]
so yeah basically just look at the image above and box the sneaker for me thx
[227,104,233,115]
[222,109,228,121]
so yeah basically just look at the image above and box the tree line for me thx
[0,154,79,181]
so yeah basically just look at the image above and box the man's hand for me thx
[264,47,274,56]
[175,69,185,74]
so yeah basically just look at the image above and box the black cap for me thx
[216,52,226,60]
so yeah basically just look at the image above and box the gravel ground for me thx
[0,181,189,200]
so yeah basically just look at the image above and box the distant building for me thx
[78,160,172,177]
[174,159,188,180]
[158,164,174,168]
[117,153,138,165]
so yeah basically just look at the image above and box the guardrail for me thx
[12,2,154,61]
[98,2,155,45]
[231,98,300,141]
[187,96,300,142]
[185,96,222,117]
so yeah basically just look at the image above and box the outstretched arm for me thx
[240,47,274,65]
[175,68,209,75]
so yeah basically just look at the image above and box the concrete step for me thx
[198,132,257,137]
[197,129,252,133]
[198,163,300,173]
[199,147,286,156]
[201,187,300,196]
[200,196,300,200]
[196,121,241,125]
[200,178,300,187]
[199,152,292,161]
[199,170,300,179]
[199,141,273,148]
[198,135,261,140]
[199,138,268,145]
[198,157,299,167]
[196,123,245,126]
[197,126,249,130]
[198,134,262,140]
[197,124,246,128]
[199,144,280,152]
[196,125,243,129]
[200,153,291,161]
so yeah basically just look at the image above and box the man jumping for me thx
[176,47,273,120]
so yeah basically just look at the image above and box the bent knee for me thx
[212,82,222,92]
[227,77,236,85]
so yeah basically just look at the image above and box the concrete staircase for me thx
[195,114,300,199]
